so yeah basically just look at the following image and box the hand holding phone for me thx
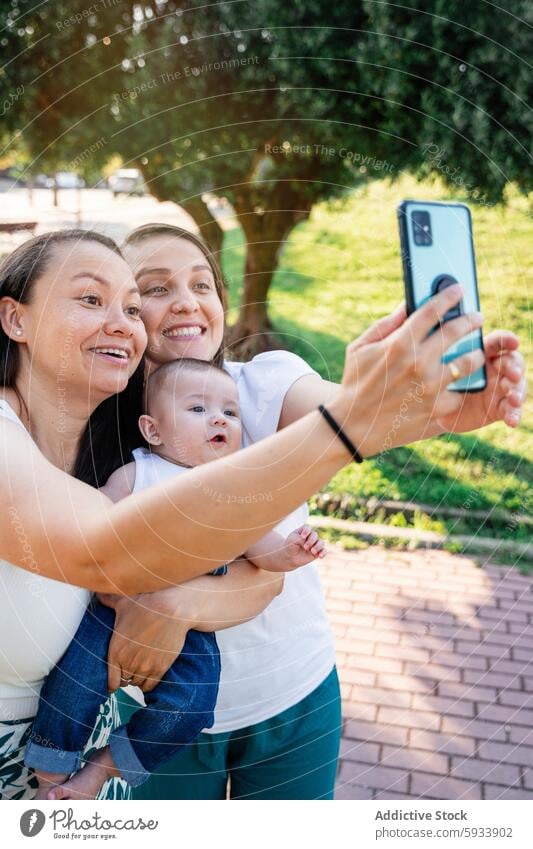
[398,200,487,393]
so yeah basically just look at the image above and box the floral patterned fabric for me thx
[0,719,38,800]
[0,696,131,800]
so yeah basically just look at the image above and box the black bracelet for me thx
[210,564,229,576]
[318,404,364,463]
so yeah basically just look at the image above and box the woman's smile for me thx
[162,322,206,340]
[86,344,134,366]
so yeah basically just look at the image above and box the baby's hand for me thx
[246,526,327,572]
[281,524,327,570]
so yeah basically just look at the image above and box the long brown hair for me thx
[123,223,228,366]
[0,229,144,487]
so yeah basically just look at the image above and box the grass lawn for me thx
[222,175,532,545]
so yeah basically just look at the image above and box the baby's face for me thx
[147,368,242,466]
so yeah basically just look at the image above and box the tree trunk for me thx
[141,169,225,259]
[180,197,225,259]
[228,190,310,359]
[225,237,278,360]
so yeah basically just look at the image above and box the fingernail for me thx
[472,311,483,323]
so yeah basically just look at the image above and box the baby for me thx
[25,358,326,800]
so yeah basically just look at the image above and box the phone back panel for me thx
[398,200,486,392]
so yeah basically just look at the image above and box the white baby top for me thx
[131,351,336,731]
[0,400,90,721]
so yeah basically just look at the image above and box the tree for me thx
[362,0,532,201]
[1,1,531,354]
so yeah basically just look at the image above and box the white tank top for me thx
[132,447,190,489]
[0,400,90,720]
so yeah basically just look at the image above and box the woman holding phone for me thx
[98,223,527,801]
[0,227,524,799]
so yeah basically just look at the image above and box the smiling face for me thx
[122,235,225,370]
[140,365,242,466]
[12,241,147,403]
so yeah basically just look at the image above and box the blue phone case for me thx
[397,200,487,393]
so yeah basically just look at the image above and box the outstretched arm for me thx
[1,286,490,594]
[279,315,526,434]
[0,408,346,594]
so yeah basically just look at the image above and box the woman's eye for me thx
[190,405,205,413]
[193,280,213,290]
[126,305,142,317]
[143,285,167,296]
[81,295,101,306]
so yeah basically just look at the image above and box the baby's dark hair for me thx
[144,358,233,415]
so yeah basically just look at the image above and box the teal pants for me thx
[117,667,341,800]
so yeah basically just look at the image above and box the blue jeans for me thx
[24,598,220,787]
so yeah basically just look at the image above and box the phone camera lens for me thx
[412,211,432,246]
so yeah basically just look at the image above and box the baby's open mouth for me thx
[209,434,227,444]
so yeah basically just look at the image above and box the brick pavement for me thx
[319,546,533,800]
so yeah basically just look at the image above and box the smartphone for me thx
[397,199,486,393]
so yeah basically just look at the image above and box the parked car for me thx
[54,171,85,189]
[33,173,52,188]
[0,167,27,190]
[108,168,146,197]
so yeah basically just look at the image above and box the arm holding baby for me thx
[99,462,284,692]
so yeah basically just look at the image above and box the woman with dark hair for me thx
[1,227,512,798]
[101,222,526,801]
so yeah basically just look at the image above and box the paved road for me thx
[0,187,196,248]
[322,546,533,800]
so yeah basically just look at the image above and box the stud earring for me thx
[15,330,22,336]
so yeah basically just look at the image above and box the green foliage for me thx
[1,2,530,271]
[0,2,390,333]
[365,0,533,201]
[444,541,465,555]
[223,175,532,528]
[412,510,446,535]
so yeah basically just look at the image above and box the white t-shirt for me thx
[0,400,90,721]
[131,353,336,730]
[210,352,335,730]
